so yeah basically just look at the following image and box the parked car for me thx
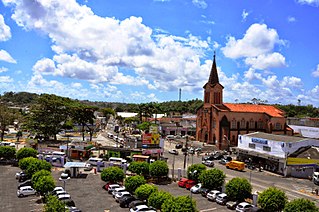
[16,171,25,179]
[216,193,228,205]
[226,201,240,210]
[168,149,179,155]
[55,190,69,197]
[226,161,245,171]
[178,178,188,187]
[115,191,132,202]
[102,182,111,191]
[236,202,253,212]
[185,179,197,190]
[17,186,37,197]
[51,187,64,195]
[17,179,32,189]
[58,194,72,201]
[84,163,92,171]
[66,207,82,212]
[212,152,223,160]
[207,190,221,201]
[119,195,136,208]
[202,160,214,167]
[130,205,155,212]
[199,187,210,197]
[108,184,123,194]
[166,135,175,140]
[112,187,126,197]
[175,144,183,149]
[313,172,319,185]
[190,183,202,193]
[129,200,146,209]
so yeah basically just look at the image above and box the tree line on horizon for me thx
[0,91,318,118]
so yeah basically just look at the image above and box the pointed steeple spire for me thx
[208,51,219,85]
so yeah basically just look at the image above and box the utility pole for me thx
[172,154,175,179]
[183,136,189,170]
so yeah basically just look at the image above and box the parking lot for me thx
[1,164,232,212]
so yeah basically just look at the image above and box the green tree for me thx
[18,157,38,170]
[101,107,115,128]
[135,184,158,201]
[31,170,51,185]
[25,94,72,141]
[25,159,52,178]
[128,161,149,176]
[16,147,38,160]
[44,195,66,212]
[16,131,23,142]
[0,146,16,160]
[258,187,287,212]
[161,195,197,212]
[187,164,206,182]
[199,168,225,190]
[32,174,55,197]
[148,191,173,210]
[124,175,146,193]
[284,198,319,212]
[149,160,169,180]
[225,177,252,202]
[137,122,152,131]
[100,166,125,183]
[0,104,18,141]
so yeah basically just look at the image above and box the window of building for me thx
[275,122,281,130]
[205,92,210,103]
[231,119,236,129]
[249,143,256,149]
[257,120,263,129]
[263,146,271,152]
[212,118,216,128]
[240,119,246,129]
[249,119,254,129]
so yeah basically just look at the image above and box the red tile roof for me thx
[222,103,285,117]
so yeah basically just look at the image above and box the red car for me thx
[102,182,111,191]
[178,178,188,187]
[185,180,197,190]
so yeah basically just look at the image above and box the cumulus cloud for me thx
[4,0,211,94]
[0,14,11,41]
[287,16,296,22]
[192,0,208,9]
[0,76,13,83]
[0,67,8,73]
[297,0,319,6]
[222,23,282,59]
[312,64,319,77]
[0,50,16,63]
[244,52,286,70]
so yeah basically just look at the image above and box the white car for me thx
[108,184,123,194]
[190,183,202,193]
[15,171,25,179]
[236,202,253,212]
[130,204,154,212]
[55,190,69,196]
[207,190,221,201]
[216,193,228,205]
[17,186,37,197]
[51,186,64,195]
[112,187,126,197]
[58,194,71,201]
[115,191,131,202]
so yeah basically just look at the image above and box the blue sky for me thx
[0,0,318,106]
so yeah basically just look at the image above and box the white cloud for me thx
[241,9,249,22]
[0,67,8,73]
[0,49,16,63]
[213,41,220,49]
[297,0,319,6]
[244,52,286,70]
[222,23,282,59]
[0,14,11,41]
[312,64,319,77]
[0,76,13,83]
[287,16,296,22]
[192,0,208,9]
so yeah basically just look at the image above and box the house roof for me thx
[244,132,307,142]
[219,103,285,118]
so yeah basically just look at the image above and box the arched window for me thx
[249,119,254,129]
[257,119,263,129]
[231,119,237,129]
[275,122,282,130]
[240,118,246,129]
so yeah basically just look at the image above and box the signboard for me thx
[142,133,160,145]
[251,138,268,145]
[150,125,158,134]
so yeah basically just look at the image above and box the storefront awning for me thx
[234,147,285,163]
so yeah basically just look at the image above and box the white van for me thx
[0,142,15,147]
[109,157,127,165]
[87,157,104,166]
[52,151,66,157]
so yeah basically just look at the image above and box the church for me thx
[196,54,293,150]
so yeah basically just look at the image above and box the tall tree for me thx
[25,94,71,141]
[258,187,287,212]
[0,104,17,141]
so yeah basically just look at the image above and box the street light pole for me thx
[172,154,175,180]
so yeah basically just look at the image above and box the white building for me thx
[236,132,319,178]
